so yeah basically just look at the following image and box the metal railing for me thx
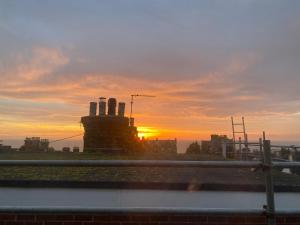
[0,140,300,225]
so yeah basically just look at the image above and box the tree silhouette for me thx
[186,141,201,154]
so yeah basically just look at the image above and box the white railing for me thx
[0,140,300,225]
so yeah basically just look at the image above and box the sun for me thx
[137,126,160,139]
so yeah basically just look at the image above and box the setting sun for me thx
[137,126,160,139]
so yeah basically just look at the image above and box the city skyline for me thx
[1,0,300,143]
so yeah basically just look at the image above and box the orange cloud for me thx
[0,47,299,143]
[2,47,68,83]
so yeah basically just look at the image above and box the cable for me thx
[50,133,83,143]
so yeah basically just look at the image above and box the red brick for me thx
[188,215,207,222]
[5,222,24,225]
[0,214,15,221]
[159,223,180,225]
[276,216,285,223]
[245,216,266,224]
[93,215,112,221]
[169,215,189,222]
[130,215,150,222]
[111,215,131,221]
[74,215,93,221]
[190,224,210,225]
[227,216,246,223]
[24,222,43,225]
[207,216,228,223]
[83,223,103,225]
[7,213,300,225]
[149,215,169,222]
[167,223,197,225]
[138,223,159,225]
[36,215,57,221]
[54,215,74,221]
[244,224,262,225]
[286,216,300,223]
[121,223,139,225]
[63,222,82,225]
[16,215,36,221]
[83,223,116,225]
[44,222,63,225]
[101,223,121,225]
[159,223,188,225]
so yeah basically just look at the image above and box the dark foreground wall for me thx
[0,213,298,225]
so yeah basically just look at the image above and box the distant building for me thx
[210,135,230,153]
[185,141,201,154]
[143,139,177,154]
[201,140,211,153]
[19,137,50,152]
[201,135,234,156]
[73,147,80,153]
[81,97,140,152]
[62,147,71,153]
[0,143,13,152]
[47,147,55,152]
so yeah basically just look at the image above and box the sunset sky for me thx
[1,0,300,146]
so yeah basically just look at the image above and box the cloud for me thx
[0,47,298,123]
[1,0,300,140]
[1,47,69,82]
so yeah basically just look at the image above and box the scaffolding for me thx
[231,116,248,158]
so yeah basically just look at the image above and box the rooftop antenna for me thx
[130,94,156,120]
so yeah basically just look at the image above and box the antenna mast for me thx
[130,94,156,120]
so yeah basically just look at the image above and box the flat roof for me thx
[1,188,300,210]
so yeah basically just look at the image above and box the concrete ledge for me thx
[0,212,295,225]
[1,180,300,192]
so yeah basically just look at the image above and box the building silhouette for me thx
[19,137,50,152]
[142,138,177,154]
[201,134,234,156]
[81,97,140,152]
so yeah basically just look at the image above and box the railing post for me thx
[238,137,243,160]
[259,138,264,163]
[245,133,249,160]
[263,140,276,225]
[289,148,293,161]
[222,140,227,159]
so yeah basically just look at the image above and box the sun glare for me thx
[137,126,160,139]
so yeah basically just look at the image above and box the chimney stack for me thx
[99,97,106,116]
[118,102,125,117]
[108,98,117,116]
[89,102,97,116]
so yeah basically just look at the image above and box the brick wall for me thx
[0,213,298,225]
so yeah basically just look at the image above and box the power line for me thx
[50,133,83,144]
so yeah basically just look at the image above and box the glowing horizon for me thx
[1,1,300,144]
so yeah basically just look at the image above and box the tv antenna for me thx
[130,94,156,120]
